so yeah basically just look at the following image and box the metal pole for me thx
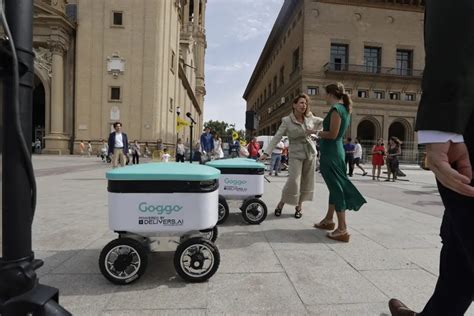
[0,0,70,314]
[189,124,193,163]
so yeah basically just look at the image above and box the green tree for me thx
[204,120,229,138]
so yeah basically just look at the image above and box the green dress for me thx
[319,103,367,212]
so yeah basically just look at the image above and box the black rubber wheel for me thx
[241,198,267,225]
[200,225,218,242]
[99,238,148,285]
[217,195,229,225]
[174,237,220,282]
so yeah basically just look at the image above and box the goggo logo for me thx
[224,178,247,186]
[138,202,183,214]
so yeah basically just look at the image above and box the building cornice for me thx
[316,0,424,13]
[179,64,202,115]
[243,0,299,100]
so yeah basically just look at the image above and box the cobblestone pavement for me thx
[1,155,473,315]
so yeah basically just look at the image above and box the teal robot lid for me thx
[206,158,265,169]
[106,163,221,181]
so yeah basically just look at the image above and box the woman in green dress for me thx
[312,83,367,242]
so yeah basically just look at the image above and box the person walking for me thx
[344,137,355,177]
[213,132,225,160]
[87,141,93,157]
[247,137,260,160]
[269,139,284,176]
[34,138,42,154]
[108,122,129,168]
[176,138,186,162]
[79,140,85,156]
[143,142,151,158]
[200,127,214,163]
[354,138,367,176]
[385,137,401,182]
[260,93,323,219]
[131,140,141,165]
[389,2,474,315]
[313,83,367,242]
[371,138,385,181]
[192,142,202,163]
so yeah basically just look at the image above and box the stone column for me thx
[193,0,199,27]
[183,1,190,25]
[43,35,70,154]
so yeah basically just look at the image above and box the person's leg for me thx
[417,183,474,316]
[335,211,347,231]
[372,165,376,180]
[119,151,126,167]
[348,156,354,176]
[275,154,282,175]
[296,158,316,214]
[377,165,382,180]
[280,158,303,206]
[112,149,119,168]
[136,153,140,164]
[270,154,277,175]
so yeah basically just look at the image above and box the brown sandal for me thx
[327,230,350,243]
[313,220,336,231]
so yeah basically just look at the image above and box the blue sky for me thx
[204,0,284,130]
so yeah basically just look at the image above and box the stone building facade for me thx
[244,0,425,152]
[29,0,207,154]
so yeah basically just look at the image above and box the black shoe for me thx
[388,299,416,316]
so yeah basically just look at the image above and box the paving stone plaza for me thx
[1,155,473,315]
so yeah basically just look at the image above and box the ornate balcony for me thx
[323,63,423,79]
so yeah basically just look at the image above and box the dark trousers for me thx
[176,154,185,163]
[345,154,354,176]
[132,152,139,164]
[419,181,474,316]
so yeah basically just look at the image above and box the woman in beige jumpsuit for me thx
[261,94,323,218]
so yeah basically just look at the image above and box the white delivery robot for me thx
[206,158,267,225]
[99,163,221,285]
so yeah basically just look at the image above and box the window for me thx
[292,47,300,72]
[112,11,123,26]
[279,66,285,86]
[396,50,413,76]
[374,91,385,99]
[171,50,176,73]
[307,86,319,96]
[364,47,381,73]
[110,87,121,101]
[405,93,416,101]
[389,92,401,100]
[169,98,174,112]
[330,44,348,71]
[357,90,369,98]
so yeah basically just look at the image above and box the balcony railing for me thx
[324,63,423,78]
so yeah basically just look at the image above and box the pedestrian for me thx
[192,142,202,163]
[269,139,284,176]
[176,138,186,162]
[200,127,214,163]
[143,142,151,158]
[156,139,163,159]
[344,137,355,177]
[79,140,85,156]
[100,139,108,162]
[313,83,367,242]
[107,122,129,168]
[388,1,474,314]
[87,141,93,157]
[354,138,367,176]
[247,137,260,160]
[371,138,385,181]
[34,138,42,154]
[131,140,141,165]
[228,138,239,158]
[162,148,171,163]
[385,137,402,182]
[212,132,224,160]
[260,93,323,219]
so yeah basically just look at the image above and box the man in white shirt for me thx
[353,138,367,176]
[269,140,285,176]
[389,1,474,315]
[107,122,129,168]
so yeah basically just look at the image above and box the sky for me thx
[204,0,284,130]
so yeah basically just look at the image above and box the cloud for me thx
[206,62,251,72]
